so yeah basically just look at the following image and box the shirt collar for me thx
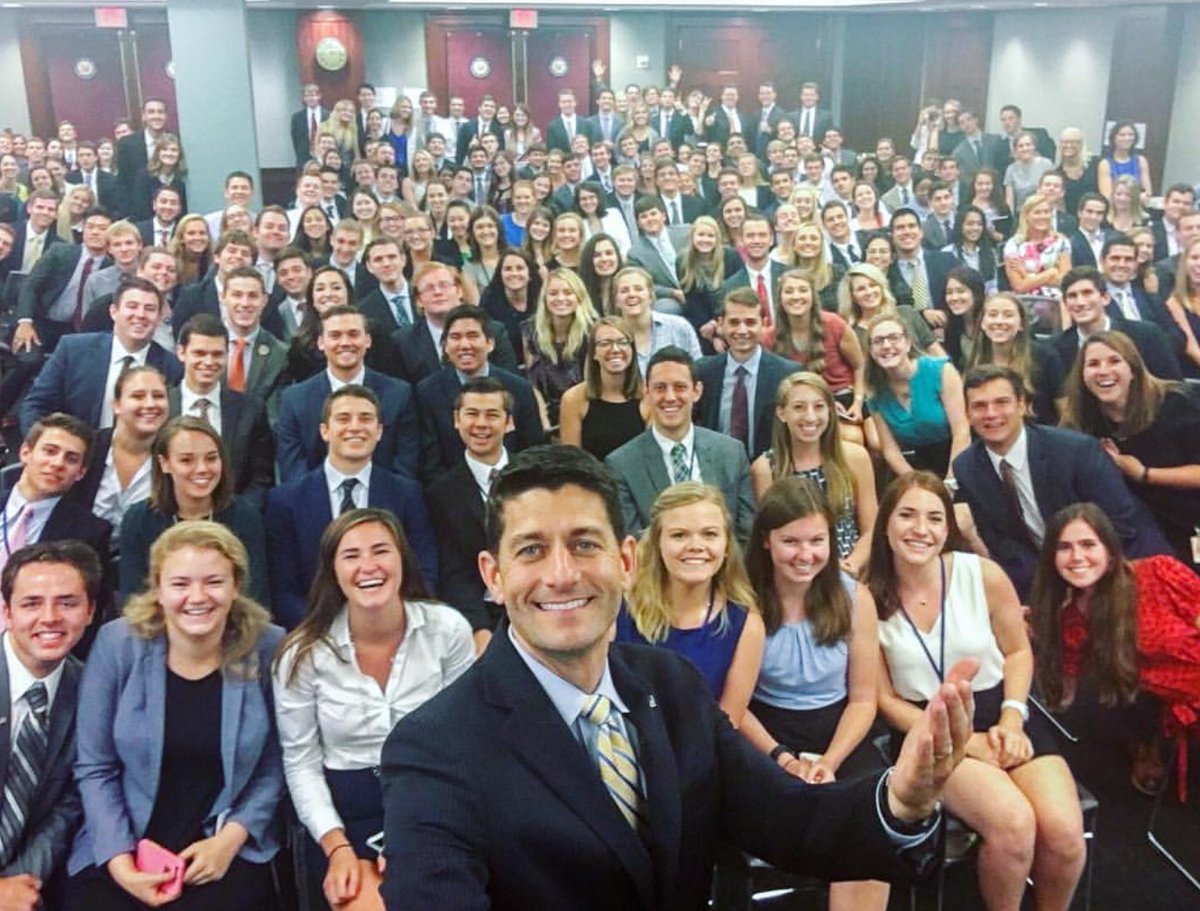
[3,631,65,709]
[464,447,508,493]
[181,381,222,413]
[650,422,695,459]
[110,335,148,362]
[507,626,627,728]
[326,366,366,391]
[323,458,373,496]
[986,425,1029,474]
[726,345,763,376]
[4,488,61,523]
[329,600,426,649]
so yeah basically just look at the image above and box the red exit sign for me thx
[510,9,538,29]
[95,7,128,29]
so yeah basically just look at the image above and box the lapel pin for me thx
[257,343,270,358]
[647,695,657,709]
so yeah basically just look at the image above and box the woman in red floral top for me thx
[1030,503,1200,794]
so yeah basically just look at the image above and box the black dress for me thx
[580,398,645,462]
[67,670,273,911]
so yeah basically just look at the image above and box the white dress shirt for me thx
[326,365,366,392]
[273,602,475,842]
[101,338,150,428]
[4,632,66,743]
[650,423,701,483]
[464,448,508,500]
[92,447,152,528]
[718,346,763,442]
[323,459,372,517]
[984,427,1045,544]
[180,381,223,433]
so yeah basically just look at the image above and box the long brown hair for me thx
[275,508,431,688]
[1029,503,1139,707]
[150,417,233,516]
[771,270,826,375]
[767,372,854,517]
[1060,330,1171,438]
[967,292,1039,395]
[866,472,968,620]
[583,315,642,401]
[747,476,851,641]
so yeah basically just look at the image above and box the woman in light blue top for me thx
[740,476,888,911]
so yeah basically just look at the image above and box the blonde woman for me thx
[1055,127,1097,214]
[615,481,765,725]
[521,267,598,425]
[57,184,95,243]
[1166,235,1200,376]
[323,100,360,163]
[547,211,585,271]
[1108,175,1148,234]
[170,213,213,286]
[750,372,876,576]
[67,522,284,910]
[837,261,943,357]
[1002,193,1072,331]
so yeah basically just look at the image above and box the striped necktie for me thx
[581,694,645,832]
[0,683,49,866]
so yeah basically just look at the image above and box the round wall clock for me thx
[315,36,349,72]
[74,58,97,81]
[469,56,492,79]
[548,56,569,77]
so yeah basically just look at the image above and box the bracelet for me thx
[1141,465,1151,484]
[769,743,795,763]
[1000,699,1029,722]
[327,842,354,860]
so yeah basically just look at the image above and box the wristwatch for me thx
[769,743,795,763]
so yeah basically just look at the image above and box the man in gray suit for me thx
[951,110,1004,182]
[626,196,690,312]
[606,346,754,544]
[0,540,97,907]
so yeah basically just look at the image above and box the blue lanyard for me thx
[898,555,948,683]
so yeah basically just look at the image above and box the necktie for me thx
[1117,289,1139,321]
[580,694,645,832]
[158,228,169,247]
[112,355,135,402]
[802,108,812,138]
[755,273,770,324]
[670,443,689,484]
[999,459,1037,546]
[730,365,749,451]
[848,244,860,263]
[0,507,31,588]
[72,256,96,330]
[325,202,337,220]
[228,338,246,392]
[192,397,212,424]
[601,115,611,139]
[309,111,318,146]
[85,171,95,193]
[0,682,50,865]
[565,116,574,139]
[972,139,981,161]
[601,172,612,194]
[942,219,952,238]
[391,294,411,327]
[670,199,681,226]
[909,261,931,311]
[22,233,43,273]
[475,175,485,201]
[338,477,359,515]
[901,186,911,205]
[423,116,432,138]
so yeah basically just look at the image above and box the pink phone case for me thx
[136,838,185,899]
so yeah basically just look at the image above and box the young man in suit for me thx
[695,290,796,461]
[0,191,62,281]
[19,279,182,435]
[423,376,512,651]
[134,185,181,248]
[202,171,257,240]
[750,82,787,160]
[546,88,597,155]
[626,196,689,311]
[704,86,745,149]
[921,182,957,250]
[889,209,957,332]
[1052,266,1181,381]
[822,201,863,267]
[115,98,168,213]
[1152,209,1200,297]
[171,314,273,507]
[1068,194,1114,268]
[792,81,833,142]
[382,443,972,910]
[78,220,142,317]
[606,346,754,544]
[261,246,311,343]
[720,214,786,334]
[1152,184,1196,262]
[356,236,414,375]
[290,83,326,167]
[0,540,99,908]
[170,229,256,336]
[880,157,917,213]
[326,219,375,296]
[1037,172,1076,237]
[274,305,418,482]
[588,89,625,148]
[949,110,1002,181]
[456,96,504,164]
[1098,235,1183,349]
[654,158,704,227]
[215,266,290,405]
[65,143,119,215]
[953,364,1170,599]
[415,305,541,483]
[266,384,436,629]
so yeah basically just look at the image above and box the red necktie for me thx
[309,111,318,145]
[73,257,96,331]
[730,365,749,452]
[756,273,771,326]
[228,338,247,392]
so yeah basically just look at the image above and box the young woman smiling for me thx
[480,248,542,365]
[966,292,1066,424]
[559,316,648,461]
[522,268,598,426]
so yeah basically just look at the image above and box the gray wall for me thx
[609,14,668,98]
[1163,5,1200,187]
[248,9,301,171]
[359,10,428,97]
[0,11,32,135]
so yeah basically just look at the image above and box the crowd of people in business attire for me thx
[0,61,1198,911]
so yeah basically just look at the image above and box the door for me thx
[445,29,514,119]
[40,28,128,141]
[131,25,179,129]
[525,28,593,126]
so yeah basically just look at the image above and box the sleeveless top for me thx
[867,355,951,447]
[782,310,855,392]
[765,454,859,561]
[614,600,750,698]
[1105,154,1142,183]
[753,571,857,711]
[580,398,645,463]
[878,552,1006,702]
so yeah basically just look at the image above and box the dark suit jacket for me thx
[1051,314,1182,381]
[888,250,958,313]
[587,113,626,146]
[266,465,438,629]
[273,367,418,482]
[167,385,273,505]
[415,366,541,483]
[290,105,327,166]
[171,276,222,338]
[704,108,748,148]
[658,193,706,227]
[0,223,64,281]
[605,426,754,544]
[66,169,120,216]
[953,425,1172,599]
[424,460,499,633]
[127,174,186,225]
[1067,228,1117,268]
[15,243,109,324]
[18,333,182,435]
[388,317,519,386]
[695,349,795,461]
[381,630,919,911]
[456,119,505,163]
[0,648,83,882]
[951,133,1006,177]
[790,106,834,142]
[115,133,150,211]
[720,262,790,310]
[545,116,599,155]
[134,218,176,248]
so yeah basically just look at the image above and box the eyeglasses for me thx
[419,281,456,293]
[594,338,633,351]
[870,333,905,348]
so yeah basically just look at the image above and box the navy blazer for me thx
[381,627,923,911]
[695,348,796,460]
[15,243,109,323]
[720,262,790,312]
[952,424,1172,599]
[0,648,82,882]
[1100,291,1187,359]
[265,465,439,629]
[415,366,542,483]
[170,276,221,339]
[167,385,274,508]
[18,333,182,436]
[1051,314,1182,382]
[69,620,285,874]
[273,367,419,482]
[423,460,496,633]
[389,317,520,387]
[0,222,64,281]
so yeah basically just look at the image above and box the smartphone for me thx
[136,838,185,900]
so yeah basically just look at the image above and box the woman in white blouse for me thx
[273,508,474,909]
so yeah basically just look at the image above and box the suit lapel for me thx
[218,666,245,812]
[0,648,11,787]
[486,636,656,908]
[1024,426,1053,515]
[637,433,672,499]
[167,387,182,419]
[43,657,80,774]
[221,389,243,441]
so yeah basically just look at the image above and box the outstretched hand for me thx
[887,658,978,824]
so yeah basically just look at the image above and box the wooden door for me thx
[922,13,992,120]
[839,14,925,154]
[131,25,179,130]
[525,28,593,126]
[445,28,514,115]
[38,27,128,141]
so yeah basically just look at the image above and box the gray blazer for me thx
[626,225,692,302]
[0,645,82,882]
[70,620,286,874]
[605,426,754,545]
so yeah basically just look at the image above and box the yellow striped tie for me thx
[582,694,645,831]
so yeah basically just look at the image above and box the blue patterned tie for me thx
[581,695,645,832]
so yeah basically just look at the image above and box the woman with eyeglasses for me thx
[559,316,649,461]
